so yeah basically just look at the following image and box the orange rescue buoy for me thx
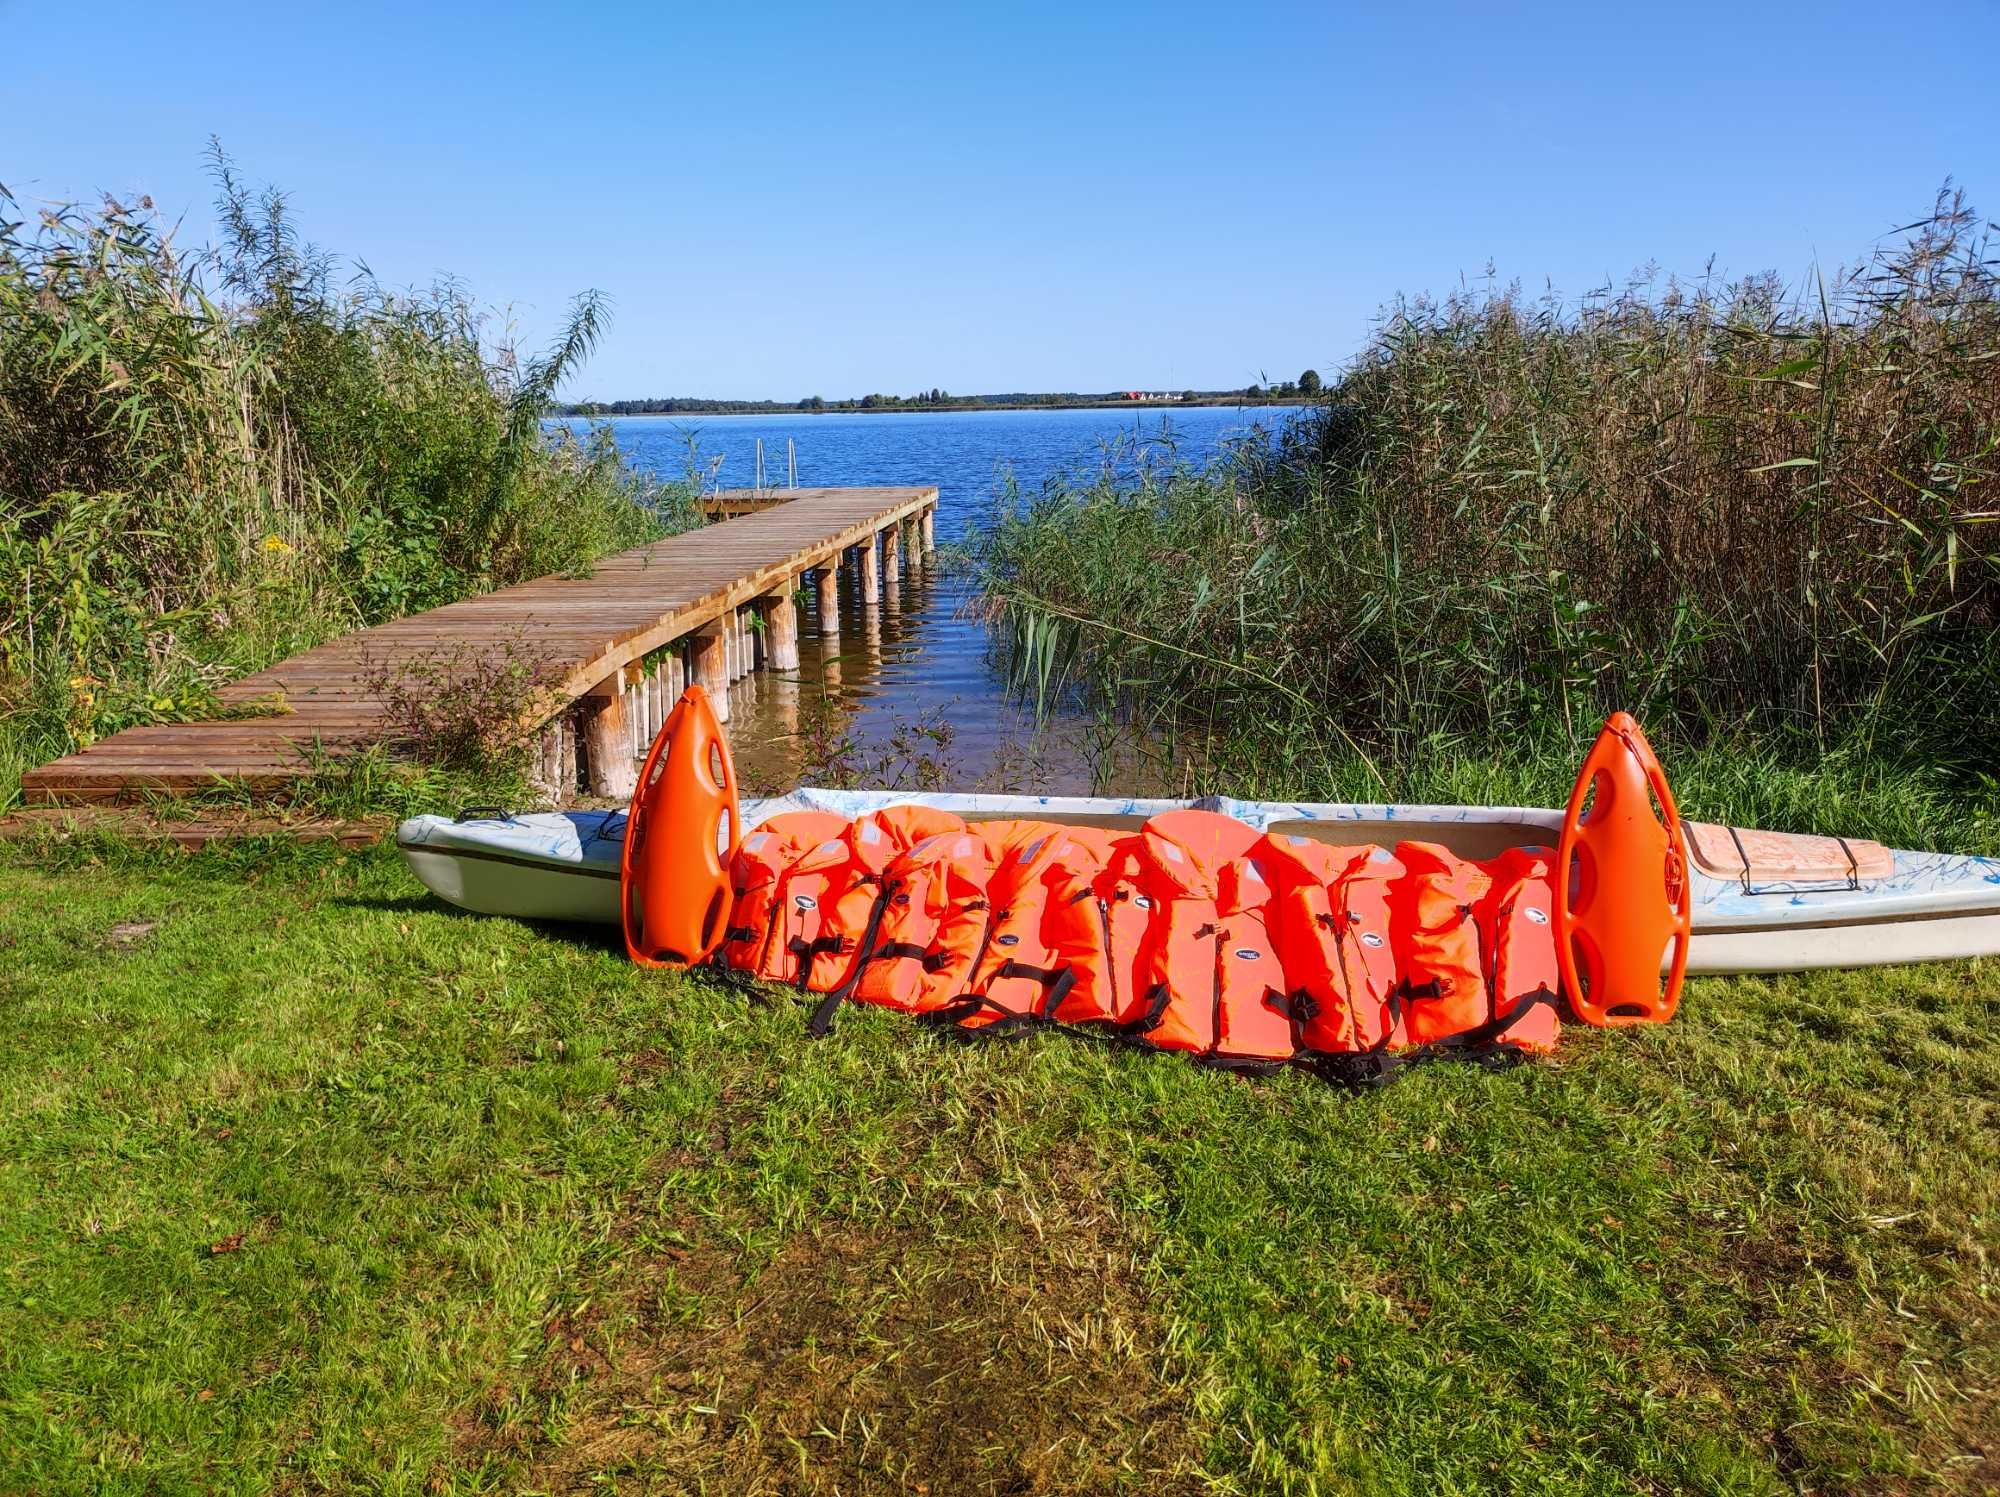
[1554,712,1691,1025]
[621,684,740,968]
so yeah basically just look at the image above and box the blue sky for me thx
[6,1,1996,399]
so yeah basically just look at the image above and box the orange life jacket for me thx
[1042,834,1153,1028]
[847,827,998,1014]
[719,810,852,982]
[1391,842,1495,1045]
[1256,836,1406,1054]
[771,806,967,1041]
[1125,810,1303,1065]
[1472,846,1561,1053]
[954,822,1113,1031]
[1207,853,1306,1066]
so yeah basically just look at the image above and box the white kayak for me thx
[396,788,2000,974]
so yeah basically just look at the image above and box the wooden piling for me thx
[859,535,881,606]
[815,564,840,638]
[759,584,800,670]
[693,623,730,721]
[532,720,562,804]
[581,671,638,799]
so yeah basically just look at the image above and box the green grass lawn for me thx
[2,836,1995,1495]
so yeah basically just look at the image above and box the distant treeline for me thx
[563,374,1325,418]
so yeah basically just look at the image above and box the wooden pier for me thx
[18,486,939,806]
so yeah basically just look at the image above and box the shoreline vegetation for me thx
[0,151,696,811]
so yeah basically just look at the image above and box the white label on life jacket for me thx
[1360,931,1385,948]
[1134,895,1153,910]
[794,894,818,911]
[996,933,1020,946]
[859,820,882,844]
[1526,907,1549,925]
[1233,948,1262,960]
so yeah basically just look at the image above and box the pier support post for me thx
[921,505,935,553]
[905,517,923,575]
[881,524,901,582]
[757,584,800,670]
[531,720,563,805]
[859,536,881,607]
[668,648,684,702]
[692,623,730,722]
[814,563,840,638]
[581,672,638,800]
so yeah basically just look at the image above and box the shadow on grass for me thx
[330,890,630,957]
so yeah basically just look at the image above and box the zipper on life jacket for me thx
[1313,909,1359,1050]
[968,905,1006,988]
[1341,905,1393,1054]
[1205,921,1225,1059]
[924,903,1007,1029]
[1096,894,1120,1022]
[1481,892,1505,1028]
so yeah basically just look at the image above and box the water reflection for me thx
[580,405,1296,794]
[721,555,1168,797]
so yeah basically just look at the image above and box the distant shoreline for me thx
[559,397,1319,419]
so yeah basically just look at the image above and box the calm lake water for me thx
[561,405,1296,793]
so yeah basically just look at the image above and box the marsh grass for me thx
[0,149,696,808]
[980,189,1999,796]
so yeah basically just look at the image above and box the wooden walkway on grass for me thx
[20,486,938,806]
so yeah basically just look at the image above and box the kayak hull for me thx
[397,811,624,926]
[396,789,2000,974]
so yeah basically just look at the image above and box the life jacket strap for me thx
[805,888,896,1039]
[1129,982,1173,1037]
[1270,989,1320,1022]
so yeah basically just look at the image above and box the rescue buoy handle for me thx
[1553,712,1692,1027]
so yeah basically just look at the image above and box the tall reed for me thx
[0,151,694,801]
[980,188,1999,786]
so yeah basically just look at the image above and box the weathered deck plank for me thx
[20,486,936,805]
